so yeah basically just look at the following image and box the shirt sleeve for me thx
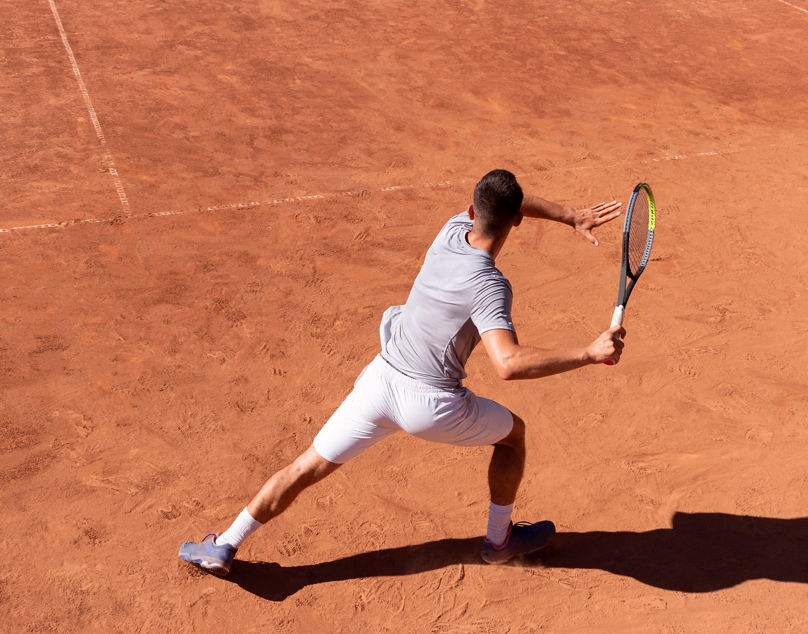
[470,275,515,335]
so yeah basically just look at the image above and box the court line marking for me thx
[0,184,451,233]
[47,0,131,213]
[776,0,808,14]
[0,143,791,234]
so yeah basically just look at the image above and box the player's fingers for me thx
[580,228,598,246]
[594,200,620,212]
[594,208,621,225]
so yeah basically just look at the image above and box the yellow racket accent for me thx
[644,184,656,231]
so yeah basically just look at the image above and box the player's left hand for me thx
[572,200,622,246]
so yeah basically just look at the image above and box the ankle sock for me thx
[217,507,263,548]
[486,501,514,546]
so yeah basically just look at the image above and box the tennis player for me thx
[179,169,624,576]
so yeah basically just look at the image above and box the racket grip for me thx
[610,305,625,328]
[604,305,624,365]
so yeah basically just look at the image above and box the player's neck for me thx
[466,228,508,258]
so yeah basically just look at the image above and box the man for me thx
[179,169,625,576]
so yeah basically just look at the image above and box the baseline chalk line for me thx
[0,141,798,234]
[0,181,456,233]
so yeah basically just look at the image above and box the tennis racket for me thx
[605,182,656,364]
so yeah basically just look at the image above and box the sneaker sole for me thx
[179,550,231,576]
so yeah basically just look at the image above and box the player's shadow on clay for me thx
[224,512,808,600]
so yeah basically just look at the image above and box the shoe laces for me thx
[201,533,226,546]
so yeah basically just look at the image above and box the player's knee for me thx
[290,446,339,486]
[496,413,525,450]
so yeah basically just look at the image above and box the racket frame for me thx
[610,182,656,327]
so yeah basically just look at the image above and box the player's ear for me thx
[467,204,475,220]
[513,211,523,227]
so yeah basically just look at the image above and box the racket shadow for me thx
[223,512,808,600]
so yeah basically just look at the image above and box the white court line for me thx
[0,143,791,234]
[567,148,721,171]
[47,0,130,212]
[0,182,455,233]
[776,0,808,14]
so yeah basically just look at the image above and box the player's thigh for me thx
[312,359,398,464]
[397,390,514,447]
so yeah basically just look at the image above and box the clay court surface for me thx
[3,0,808,631]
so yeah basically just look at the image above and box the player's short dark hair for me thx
[472,169,524,236]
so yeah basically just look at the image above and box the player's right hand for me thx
[586,325,626,364]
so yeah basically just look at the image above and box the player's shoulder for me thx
[439,210,472,234]
[428,210,472,251]
[474,263,513,295]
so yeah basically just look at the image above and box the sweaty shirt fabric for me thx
[379,211,516,390]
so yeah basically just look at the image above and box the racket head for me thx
[624,183,656,280]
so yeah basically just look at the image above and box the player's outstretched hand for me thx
[574,200,622,246]
[586,325,626,364]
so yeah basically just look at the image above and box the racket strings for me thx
[627,189,651,276]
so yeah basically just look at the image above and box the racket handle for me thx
[604,305,624,365]
[610,305,624,328]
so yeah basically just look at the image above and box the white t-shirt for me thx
[379,211,516,389]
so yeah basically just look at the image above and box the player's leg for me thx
[488,412,525,507]
[395,388,555,564]
[216,444,340,548]
[245,445,340,522]
[177,446,338,577]
[483,412,525,549]
[179,356,398,576]
[481,410,555,564]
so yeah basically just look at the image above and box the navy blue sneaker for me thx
[481,521,556,564]
[179,533,237,576]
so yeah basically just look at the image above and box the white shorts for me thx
[313,355,514,464]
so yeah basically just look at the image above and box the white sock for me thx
[217,507,263,548]
[486,501,514,546]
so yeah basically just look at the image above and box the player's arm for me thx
[520,196,622,246]
[480,327,625,380]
